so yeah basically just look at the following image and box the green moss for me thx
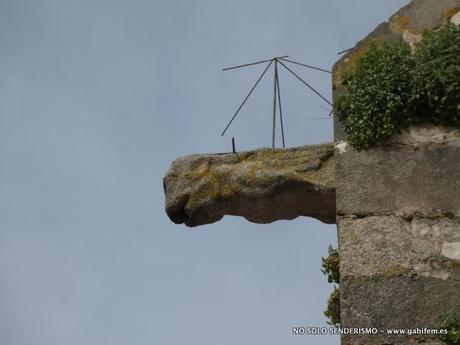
[336,22,460,149]
[439,311,460,345]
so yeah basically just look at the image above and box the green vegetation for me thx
[337,23,460,149]
[336,42,414,148]
[321,245,340,284]
[439,311,460,345]
[324,287,340,327]
[321,245,340,326]
[412,22,460,125]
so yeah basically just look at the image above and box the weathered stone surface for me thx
[164,144,336,227]
[335,126,460,217]
[335,125,460,344]
[338,212,460,344]
[441,242,460,262]
[332,2,460,343]
[390,0,460,34]
[338,215,460,280]
[341,275,460,345]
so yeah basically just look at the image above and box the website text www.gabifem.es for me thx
[292,327,449,336]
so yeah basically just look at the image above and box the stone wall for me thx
[333,1,460,344]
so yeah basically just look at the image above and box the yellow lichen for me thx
[333,47,368,87]
[190,160,210,178]
[382,264,408,278]
[389,15,412,33]
[444,7,460,19]
[185,145,335,204]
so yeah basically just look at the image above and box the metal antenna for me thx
[337,47,353,55]
[277,60,333,107]
[221,55,332,148]
[221,60,273,137]
[319,105,334,117]
[271,60,278,148]
[279,57,331,74]
[222,55,288,72]
[306,116,333,120]
[275,63,286,148]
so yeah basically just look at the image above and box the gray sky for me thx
[0,1,408,344]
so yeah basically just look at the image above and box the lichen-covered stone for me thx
[163,144,336,227]
[390,0,460,34]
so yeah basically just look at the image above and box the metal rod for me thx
[318,106,333,116]
[279,57,331,74]
[318,106,334,116]
[306,116,333,120]
[337,48,353,55]
[272,60,277,148]
[275,63,285,148]
[277,60,333,107]
[222,55,288,71]
[232,137,236,153]
[221,60,274,136]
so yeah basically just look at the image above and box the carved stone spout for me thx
[163,143,336,227]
